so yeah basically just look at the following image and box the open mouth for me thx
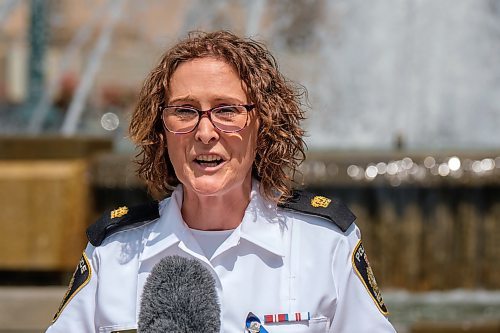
[194,154,224,167]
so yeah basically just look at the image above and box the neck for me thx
[181,177,253,231]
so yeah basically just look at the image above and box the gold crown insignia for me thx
[110,206,129,219]
[311,196,332,208]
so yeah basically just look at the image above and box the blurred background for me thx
[0,0,499,332]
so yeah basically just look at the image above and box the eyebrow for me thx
[168,96,198,105]
[168,95,247,105]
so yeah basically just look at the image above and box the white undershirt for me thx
[189,228,234,259]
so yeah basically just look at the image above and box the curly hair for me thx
[129,30,307,203]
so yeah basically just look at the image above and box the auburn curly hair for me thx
[129,30,307,203]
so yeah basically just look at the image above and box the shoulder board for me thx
[278,190,356,232]
[86,201,160,246]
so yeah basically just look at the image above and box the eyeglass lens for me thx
[163,105,250,133]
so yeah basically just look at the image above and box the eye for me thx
[213,106,241,119]
[172,107,198,118]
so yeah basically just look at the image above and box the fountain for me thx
[0,1,499,331]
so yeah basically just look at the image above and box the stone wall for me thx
[311,185,500,290]
[303,150,500,290]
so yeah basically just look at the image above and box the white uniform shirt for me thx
[47,182,396,333]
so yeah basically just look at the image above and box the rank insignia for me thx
[310,195,332,208]
[111,206,129,219]
[278,190,356,232]
[52,252,92,322]
[352,240,388,315]
[87,201,160,246]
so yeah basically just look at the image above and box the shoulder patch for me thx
[53,252,91,322]
[352,240,389,315]
[86,201,160,246]
[278,190,356,232]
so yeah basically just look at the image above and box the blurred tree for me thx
[25,0,47,123]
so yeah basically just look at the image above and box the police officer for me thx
[47,31,396,333]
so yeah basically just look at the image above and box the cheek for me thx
[166,135,186,167]
[247,138,258,162]
[249,122,260,155]
[240,130,259,166]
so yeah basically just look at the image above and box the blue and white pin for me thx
[245,312,269,333]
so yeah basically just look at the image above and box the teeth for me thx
[196,154,222,162]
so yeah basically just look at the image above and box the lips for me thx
[194,154,225,167]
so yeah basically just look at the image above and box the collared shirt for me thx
[46,182,396,333]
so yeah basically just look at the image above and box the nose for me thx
[194,115,219,144]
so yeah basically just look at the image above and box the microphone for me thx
[138,255,221,333]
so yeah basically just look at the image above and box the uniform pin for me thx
[110,206,129,219]
[245,312,268,333]
[311,195,331,208]
[247,321,261,333]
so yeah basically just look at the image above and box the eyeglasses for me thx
[162,104,255,134]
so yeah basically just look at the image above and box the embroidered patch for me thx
[52,252,92,322]
[111,206,129,219]
[310,196,332,208]
[352,240,388,315]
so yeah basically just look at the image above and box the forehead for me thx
[167,57,247,103]
[169,57,244,85]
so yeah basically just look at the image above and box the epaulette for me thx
[278,190,356,232]
[86,201,160,246]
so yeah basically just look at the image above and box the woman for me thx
[47,31,395,332]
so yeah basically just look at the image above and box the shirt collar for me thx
[139,185,187,262]
[139,180,286,262]
[237,180,286,257]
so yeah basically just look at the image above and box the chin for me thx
[191,184,224,197]
[187,178,232,196]
[184,173,251,198]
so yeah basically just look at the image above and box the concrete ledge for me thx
[0,287,65,331]
[411,321,500,333]
[0,136,112,160]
